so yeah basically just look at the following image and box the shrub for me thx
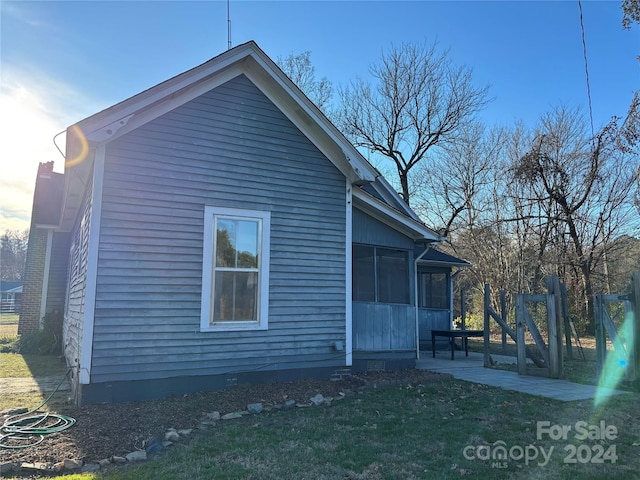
[12,310,63,355]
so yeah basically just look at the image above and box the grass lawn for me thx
[42,379,639,480]
[2,324,637,479]
[0,313,18,338]
[0,353,68,379]
[0,312,67,380]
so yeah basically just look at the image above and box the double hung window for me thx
[201,207,270,331]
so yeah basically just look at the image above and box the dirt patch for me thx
[0,369,449,476]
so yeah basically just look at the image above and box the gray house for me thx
[30,41,469,405]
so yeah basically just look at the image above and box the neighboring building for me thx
[19,162,69,333]
[0,281,22,314]
[22,41,469,405]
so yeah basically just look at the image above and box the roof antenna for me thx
[227,0,232,50]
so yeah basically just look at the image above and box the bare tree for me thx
[414,122,506,237]
[336,41,490,206]
[276,51,333,113]
[1,230,29,281]
[512,106,639,331]
[622,0,640,30]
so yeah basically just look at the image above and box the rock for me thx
[178,428,193,435]
[207,411,221,420]
[163,441,174,448]
[53,462,65,472]
[165,430,180,442]
[112,456,127,464]
[81,463,101,473]
[98,459,111,467]
[247,402,263,414]
[324,396,334,404]
[145,436,166,454]
[284,399,296,409]
[272,403,283,410]
[63,459,83,470]
[221,412,243,420]
[310,394,324,406]
[0,463,15,474]
[126,450,147,462]
[296,402,311,408]
[20,463,53,472]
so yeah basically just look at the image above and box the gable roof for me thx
[60,41,440,242]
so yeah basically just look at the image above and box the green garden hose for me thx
[0,369,76,449]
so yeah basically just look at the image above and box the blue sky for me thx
[1,1,638,231]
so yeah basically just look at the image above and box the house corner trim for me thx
[78,144,105,385]
[345,180,353,366]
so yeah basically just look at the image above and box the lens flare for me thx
[65,124,89,168]
[594,310,634,407]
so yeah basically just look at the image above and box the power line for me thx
[578,0,595,140]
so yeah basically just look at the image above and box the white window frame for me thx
[200,206,270,332]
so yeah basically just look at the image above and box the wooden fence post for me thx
[547,292,560,378]
[546,276,563,378]
[484,284,491,368]
[560,282,573,360]
[633,272,640,392]
[500,290,507,351]
[461,289,466,331]
[594,294,606,378]
[516,295,526,375]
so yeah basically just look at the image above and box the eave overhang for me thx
[352,188,442,242]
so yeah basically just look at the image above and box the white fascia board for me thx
[353,188,441,242]
[73,44,258,144]
[374,175,422,221]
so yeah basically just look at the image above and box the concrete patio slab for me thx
[416,351,632,402]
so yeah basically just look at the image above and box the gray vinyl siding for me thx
[63,178,93,371]
[353,207,415,250]
[91,74,346,383]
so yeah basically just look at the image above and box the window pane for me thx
[353,245,375,301]
[236,220,259,268]
[420,272,448,309]
[215,218,259,268]
[377,249,409,304]
[431,273,448,309]
[216,219,237,268]
[213,271,258,321]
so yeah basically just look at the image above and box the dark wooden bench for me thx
[431,329,484,360]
